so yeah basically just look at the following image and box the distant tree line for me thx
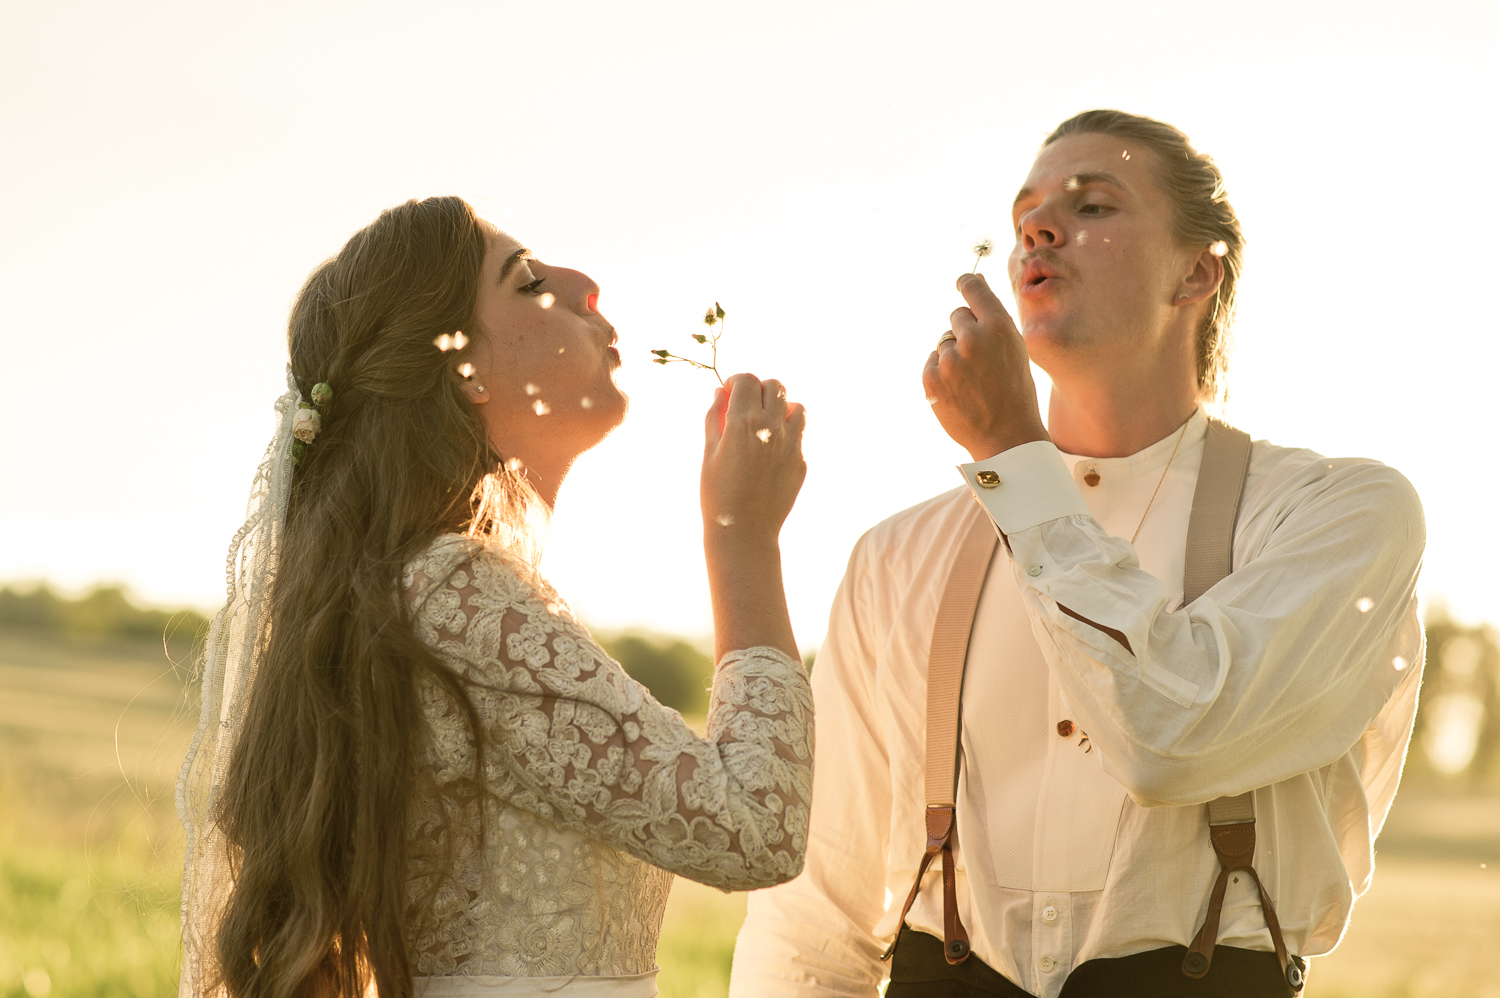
[7,584,1493,777]
[0,584,208,647]
[0,584,720,714]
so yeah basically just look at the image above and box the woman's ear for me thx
[456,359,489,404]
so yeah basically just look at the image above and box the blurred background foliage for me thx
[0,585,1496,997]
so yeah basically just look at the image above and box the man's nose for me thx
[1019,210,1062,253]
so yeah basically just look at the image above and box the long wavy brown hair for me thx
[213,196,518,998]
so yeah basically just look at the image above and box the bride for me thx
[177,196,814,998]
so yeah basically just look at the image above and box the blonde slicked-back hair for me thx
[1045,110,1244,404]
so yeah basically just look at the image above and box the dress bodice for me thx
[402,535,814,978]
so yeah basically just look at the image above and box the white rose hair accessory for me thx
[289,381,333,464]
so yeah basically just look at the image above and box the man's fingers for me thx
[955,272,1015,329]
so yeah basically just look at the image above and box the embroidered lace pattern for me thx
[402,535,814,978]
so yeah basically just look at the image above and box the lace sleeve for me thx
[406,539,814,891]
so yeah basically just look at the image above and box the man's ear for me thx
[1173,248,1224,307]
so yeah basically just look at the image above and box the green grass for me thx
[4,626,1500,998]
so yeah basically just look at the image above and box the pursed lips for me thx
[1016,254,1066,298]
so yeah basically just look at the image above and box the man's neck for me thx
[1045,376,1200,458]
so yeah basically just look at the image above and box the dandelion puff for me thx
[533,400,551,415]
[539,292,555,309]
[524,383,539,396]
[1210,240,1228,257]
[580,397,593,409]
[972,239,993,273]
[1356,597,1374,613]
[756,428,772,442]
[714,514,734,527]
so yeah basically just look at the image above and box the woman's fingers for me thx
[703,385,728,453]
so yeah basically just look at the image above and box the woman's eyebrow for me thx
[498,248,533,285]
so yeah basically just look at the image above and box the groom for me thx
[729,110,1425,997]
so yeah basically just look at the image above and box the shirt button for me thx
[1056,719,1075,737]
[976,470,1001,489]
[1027,564,1043,577]
[1084,469,1100,487]
[1043,906,1058,922]
[1039,956,1056,972]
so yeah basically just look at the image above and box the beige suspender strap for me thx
[1178,421,1306,993]
[923,506,1001,808]
[1181,418,1253,606]
[882,502,997,965]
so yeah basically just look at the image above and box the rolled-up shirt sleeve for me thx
[960,444,1426,808]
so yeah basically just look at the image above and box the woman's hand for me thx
[701,373,807,544]
[700,373,807,662]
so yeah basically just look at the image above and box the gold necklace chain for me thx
[1130,419,1191,545]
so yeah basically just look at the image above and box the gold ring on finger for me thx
[937,331,957,348]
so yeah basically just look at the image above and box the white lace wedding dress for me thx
[401,536,815,997]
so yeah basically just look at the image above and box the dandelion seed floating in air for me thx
[524,383,539,396]
[1356,597,1374,613]
[1121,150,1131,160]
[1210,240,1228,257]
[714,513,735,527]
[580,396,593,409]
[459,362,475,378]
[1064,175,1081,190]
[504,456,524,472]
[532,400,551,415]
[755,428,772,443]
[539,292,556,309]
[972,239,993,274]
[1076,230,1089,246]
[652,303,728,384]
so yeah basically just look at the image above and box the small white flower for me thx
[292,407,321,443]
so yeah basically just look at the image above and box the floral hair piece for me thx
[291,382,333,465]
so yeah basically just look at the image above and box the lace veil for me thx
[175,368,303,997]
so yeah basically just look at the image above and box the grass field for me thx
[2,628,1498,998]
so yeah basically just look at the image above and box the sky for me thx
[1,0,1496,651]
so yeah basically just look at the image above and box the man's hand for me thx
[922,273,1050,461]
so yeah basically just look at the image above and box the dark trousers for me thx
[887,927,1296,998]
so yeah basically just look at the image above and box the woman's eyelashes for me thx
[520,277,547,295]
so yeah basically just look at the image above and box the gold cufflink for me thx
[976,471,1001,489]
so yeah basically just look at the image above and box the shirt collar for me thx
[1057,408,1208,485]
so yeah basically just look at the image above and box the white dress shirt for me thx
[729,410,1425,998]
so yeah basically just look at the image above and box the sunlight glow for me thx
[539,292,556,309]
